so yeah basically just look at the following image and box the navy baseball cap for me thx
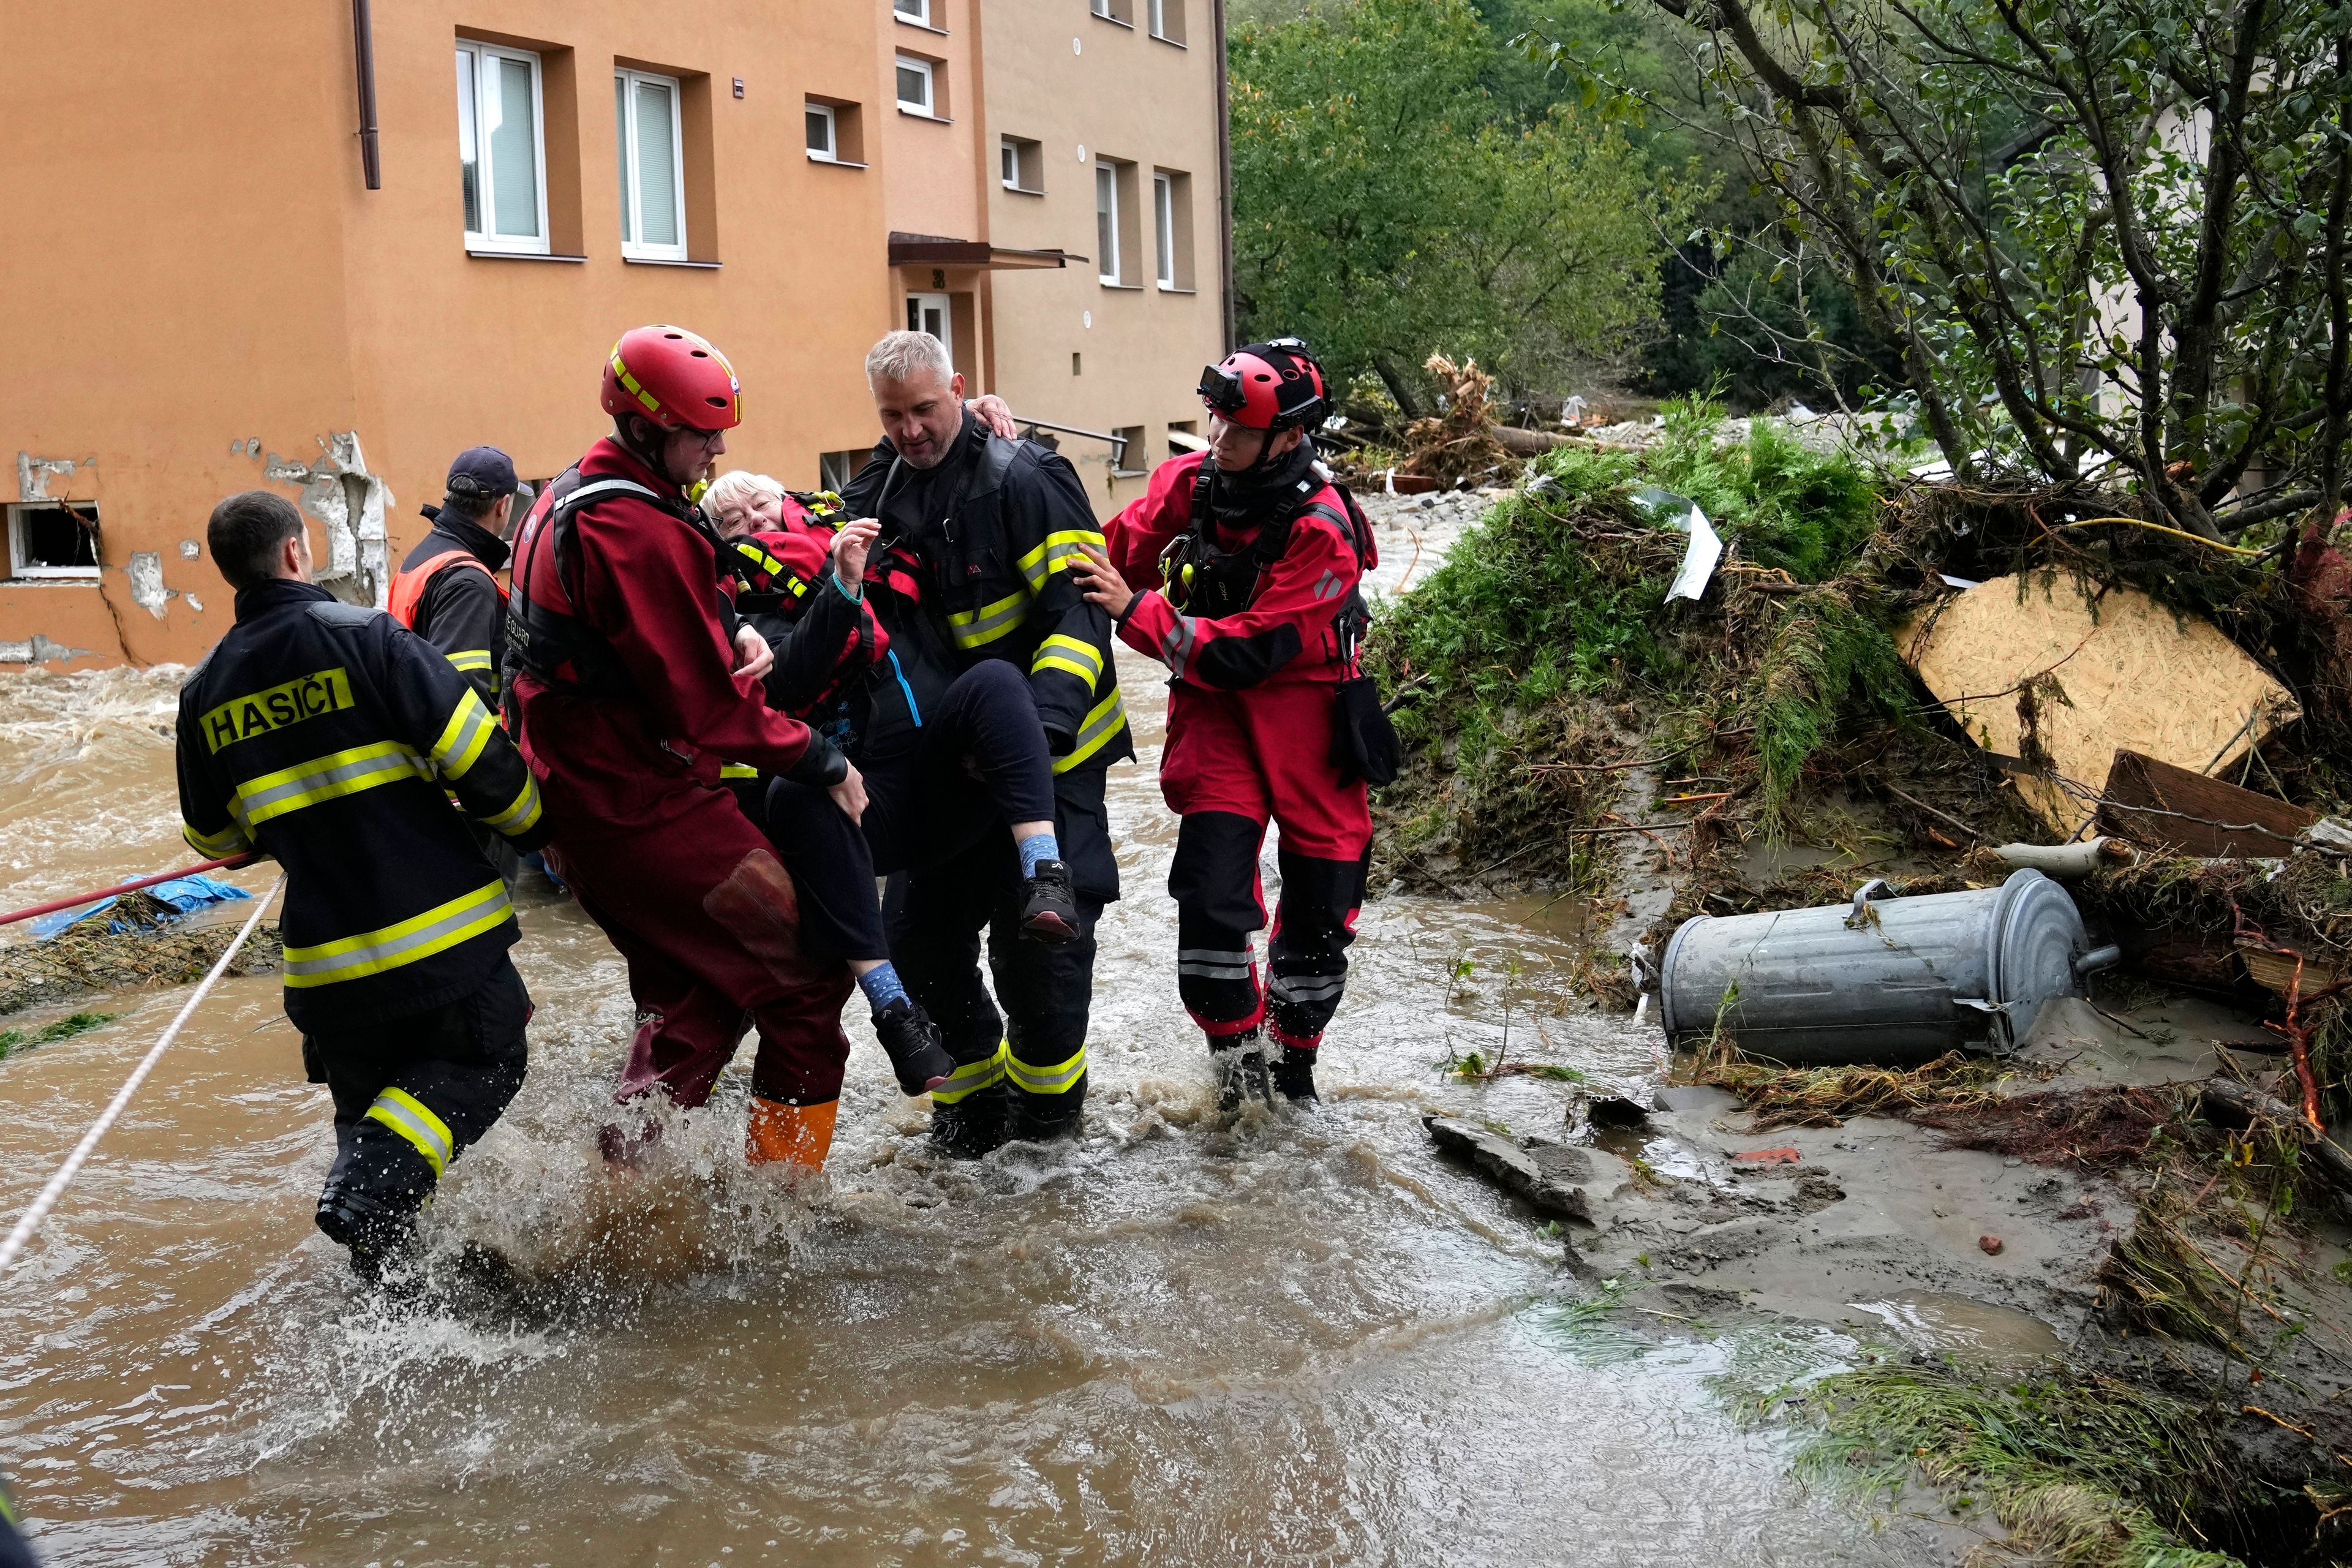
[445,445,519,499]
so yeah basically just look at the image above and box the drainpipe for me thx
[352,0,382,190]
[1212,0,1235,353]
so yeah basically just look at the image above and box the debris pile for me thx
[1392,355,1523,489]
[0,892,281,1016]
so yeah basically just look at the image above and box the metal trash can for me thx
[1657,870,2117,1065]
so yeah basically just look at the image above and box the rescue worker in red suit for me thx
[1070,339,1378,1109]
[503,325,884,1170]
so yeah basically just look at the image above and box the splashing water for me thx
[0,657,1952,1566]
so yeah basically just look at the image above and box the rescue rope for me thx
[0,856,257,930]
[0,873,284,1278]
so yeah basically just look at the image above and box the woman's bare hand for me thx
[830,517,881,587]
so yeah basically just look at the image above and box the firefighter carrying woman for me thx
[503,325,1129,1167]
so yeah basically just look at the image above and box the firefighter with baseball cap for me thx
[1069,338,1390,1109]
[391,446,525,706]
[503,325,879,1169]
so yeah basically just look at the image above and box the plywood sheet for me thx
[1901,571,2296,834]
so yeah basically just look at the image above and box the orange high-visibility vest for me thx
[388,549,506,630]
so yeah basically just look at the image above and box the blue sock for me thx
[1019,831,1060,878]
[856,962,909,1012]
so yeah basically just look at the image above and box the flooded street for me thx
[0,645,1943,1567]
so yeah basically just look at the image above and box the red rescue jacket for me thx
[1106,450,1371,690]
[506,438,824,835]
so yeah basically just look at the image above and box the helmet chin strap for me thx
[613,415,669,475]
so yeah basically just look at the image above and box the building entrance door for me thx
[905,292,952,367]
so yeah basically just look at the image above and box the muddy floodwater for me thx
[0,643,1951,1565]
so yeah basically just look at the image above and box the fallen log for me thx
[1490,426,1576,457]
[2195,1078,2352,1194]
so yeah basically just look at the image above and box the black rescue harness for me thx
[503,465,729,704]
[1161,458,1399,785]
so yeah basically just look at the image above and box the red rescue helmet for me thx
[1197,337,1328,432]
[601,325,742,432]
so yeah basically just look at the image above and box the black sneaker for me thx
[1020,860,1081,945]
[1272,1044,1319,1104]
[873,996,954,1096]
[1214,1036,1272,1113]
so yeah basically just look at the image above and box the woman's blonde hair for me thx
[703,469,786,526]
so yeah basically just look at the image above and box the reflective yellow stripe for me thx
[233,741,430,826]
[445,649,494,673]
[1054,689,1128,774]
[366,1086,454,1177]
[947,589,1031,650]
[929,1040,1009,1104]
[613,351,662,415]
[183,821,251,858]
[1015,530,1106,592]
[429,690,497,780]
[483,774,544,834]
[1031,633,1103,687]
[1004,1041,1087,1095]
[282,880,511,989]
[718,762,760,779]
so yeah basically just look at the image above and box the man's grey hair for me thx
[866,329,955,385]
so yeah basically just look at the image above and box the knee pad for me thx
[1169,813,1267,935]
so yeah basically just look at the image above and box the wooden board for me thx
[2098,748,2313,858]
[1901,571,2296,834]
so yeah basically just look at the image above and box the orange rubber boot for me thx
[745,1096,839,1169]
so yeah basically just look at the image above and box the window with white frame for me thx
[1154,172,1175,287]
[1150,0,1186,41]
[615,69,687,259]
[455,41,549,254]
[806,102,838,160]
[893,0,932,23]
[895,55,935,115]
[1096,162,1120,284]
[6,502,101,581]
[1001,135,1042,192]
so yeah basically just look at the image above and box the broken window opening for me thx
[6,501,102,581]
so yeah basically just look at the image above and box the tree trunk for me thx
[1374,358,1427,422]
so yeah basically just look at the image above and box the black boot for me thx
[1272,1044,1320,1104]
[872,997,954,1096]
[930,1084,1007,1158]
[317,1182,421,1283]
[1020,860,1082,946]
[1213,1034,1272,1113]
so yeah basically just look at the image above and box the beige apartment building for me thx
[0,1,1229,671]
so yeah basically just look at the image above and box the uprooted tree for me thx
[1539,0,2352,538]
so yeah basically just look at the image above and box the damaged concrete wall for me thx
[263,432,393,609]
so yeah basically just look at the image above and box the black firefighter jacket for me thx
[841,416,1133,780]
[175,579,551,1033]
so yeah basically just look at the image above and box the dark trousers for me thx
[304,958,531,1252]
[887,766,1116,1145]
[766,660,1058,963]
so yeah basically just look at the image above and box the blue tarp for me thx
[29,875,254,940]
